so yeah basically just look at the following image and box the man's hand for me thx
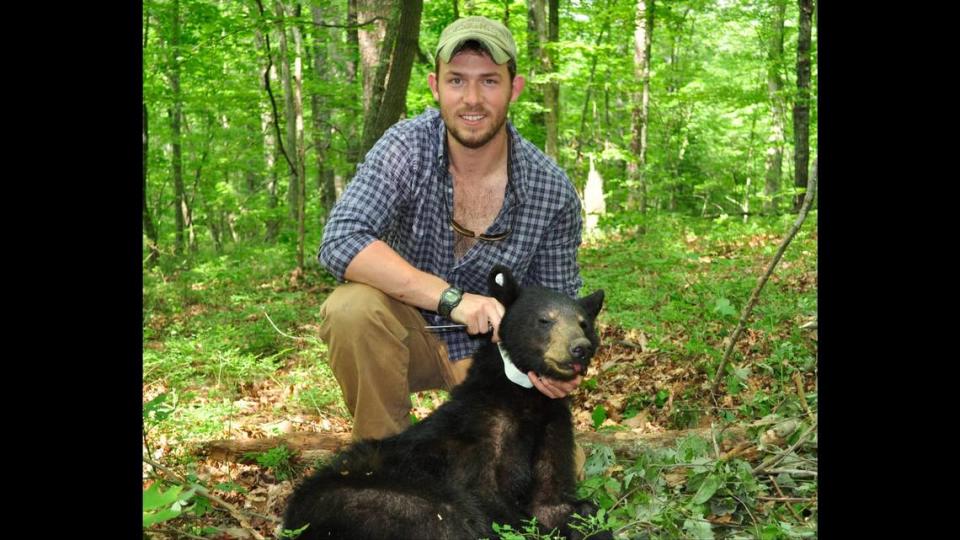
[529,373,583,399]
[450,294,506,342]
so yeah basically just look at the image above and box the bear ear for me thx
[579,289,605,320]
[488,265,520,307]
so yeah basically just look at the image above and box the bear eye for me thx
[538,317,552,326]
[579,320,588,329]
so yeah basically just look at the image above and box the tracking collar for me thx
[498,343,533,388]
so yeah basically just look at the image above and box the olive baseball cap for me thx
[435,16,518,65]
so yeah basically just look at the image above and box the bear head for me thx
[488,265,605,381]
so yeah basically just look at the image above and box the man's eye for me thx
[449,78,462,85]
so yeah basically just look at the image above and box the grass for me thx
[143,211,817,538]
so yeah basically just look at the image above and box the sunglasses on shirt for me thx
[450,217,511,242]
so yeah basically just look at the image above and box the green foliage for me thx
[144,0,816,266]
[245,445,297,481]
[144,3,817,535]
[573,429,817,539]
[142,482,197,527]
[487,518,563,540]
[278,524,311,539]
[143,391,177,426]
[591,404,607,429]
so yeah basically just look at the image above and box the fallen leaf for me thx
[664,470,688,487]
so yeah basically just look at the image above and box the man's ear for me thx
[488,265,520,308]
[579,289,605,321]
[428,71,440,101]
[510,74,525,102]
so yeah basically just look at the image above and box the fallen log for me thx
[201,426,749,463]
[201,431,354,463]
[577,426,748,460]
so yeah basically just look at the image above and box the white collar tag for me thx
[498,343,533,388]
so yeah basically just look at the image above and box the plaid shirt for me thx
[318,108,583,361]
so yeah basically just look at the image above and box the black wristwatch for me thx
[437,286,464,318]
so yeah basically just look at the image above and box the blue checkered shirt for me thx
[318,108,583,361]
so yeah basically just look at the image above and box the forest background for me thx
[143,0,818,538]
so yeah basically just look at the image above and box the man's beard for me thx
[441,106,509,149]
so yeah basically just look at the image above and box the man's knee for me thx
[320,283,398,333]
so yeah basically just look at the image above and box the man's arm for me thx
[344,240,506,339]
[319,129,506,338]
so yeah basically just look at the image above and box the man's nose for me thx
[463,82,481,105]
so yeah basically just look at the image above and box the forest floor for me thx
[143,212,818,540]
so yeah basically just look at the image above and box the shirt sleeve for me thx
[527,177,584,298]
[317,131,412,281]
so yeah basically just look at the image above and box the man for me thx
[317,16,585,441]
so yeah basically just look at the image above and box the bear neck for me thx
[498,343,533,388]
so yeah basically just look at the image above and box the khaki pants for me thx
[319,283,473,440]
[318,282,585,477]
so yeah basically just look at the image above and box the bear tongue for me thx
[572,363,583,374]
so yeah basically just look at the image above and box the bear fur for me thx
[282,265,611,540]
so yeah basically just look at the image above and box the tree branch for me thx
[311,16,386,29]
[263,310,324,346]
[752,420,817,475]
[254,0,297,179]
[711,157,818,395]
[142,455,276,540]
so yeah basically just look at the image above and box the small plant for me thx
[142,481,197,527]
[246,445,297,481]
[591,404,608,429]
[278,523,310,539]
[568,509,612,539]
[486,518,564,540]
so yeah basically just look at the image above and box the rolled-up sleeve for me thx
[318,132,411,281]
[528,180,584,298]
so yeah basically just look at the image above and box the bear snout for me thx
[568,337,593,361]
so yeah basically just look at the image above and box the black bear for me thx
[282,265,611,540]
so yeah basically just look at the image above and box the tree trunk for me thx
[359,2,400,158]
[254,26,281,242]
[261,69,281,243]
[373,0,421,138]
[169,0,186,256]
[763,0,787,215]
[526,0,556,157]
[275,0,302,223]
[183,114,213,255]
[337,0,366,173]
[310,5,337,224]
[793,0,813,212]
[360,0,422,159]
[742,110,759,222]
[346,0,359,86]
[289,2,307,272]
[525,0,546,151]
[545,0,559,159]
[627,0,654,213]
[573,15,610,165]
[143,104,160,265]
[357,0,392,115]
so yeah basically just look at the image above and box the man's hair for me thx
[434,39,517,80]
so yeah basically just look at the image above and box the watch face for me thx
[439,288,463,317]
